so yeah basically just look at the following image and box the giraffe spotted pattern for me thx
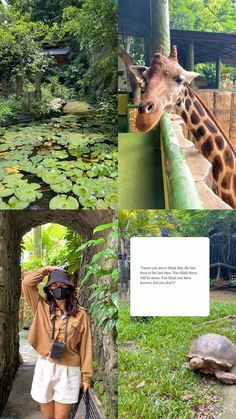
[131,45,236,208]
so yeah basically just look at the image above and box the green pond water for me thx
[0,114,117,209]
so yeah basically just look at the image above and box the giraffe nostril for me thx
[138,105,146,114]
[138,102,156,114]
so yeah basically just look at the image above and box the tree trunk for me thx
[151,0,170,55]
[33,226,42,259]
[216,58,221,89]
[125,36,133,54]
[35,72,41,100]
[186,40,195,87]
[144,37,152,66]
[16,74,23,98]
[1,74,8,97]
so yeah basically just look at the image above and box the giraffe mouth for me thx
[136,110,163,133]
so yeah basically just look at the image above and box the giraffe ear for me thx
[184,70,200,83]
[129,65,148,83]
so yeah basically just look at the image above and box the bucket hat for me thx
[43,269,75,294]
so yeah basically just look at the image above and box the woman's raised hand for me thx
[46,266,66,273]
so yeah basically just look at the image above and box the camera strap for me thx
[51,315,69,343]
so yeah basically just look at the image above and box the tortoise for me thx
[184,333,236,384]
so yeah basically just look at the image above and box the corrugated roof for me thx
[119,0,236,65]
[40,48,70,56]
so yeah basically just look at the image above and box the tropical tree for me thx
[170,0,236,32]
[0,3,53,94]
[61,0,117,98]
[118,210,176,261]
[169,210,236,237]
[22,224,69,269]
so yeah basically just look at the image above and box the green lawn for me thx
[118,301,236,419]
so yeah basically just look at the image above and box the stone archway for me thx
[0,210,117,415]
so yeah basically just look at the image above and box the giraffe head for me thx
[130,46,199,132]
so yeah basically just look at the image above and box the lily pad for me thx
[41,170,64,184]
[72,185,87,197]
[96,199,109,209]
[0,198,9,209]
[104,193,117,208]
[76,161,92,170]
[0,144,10,152]
[49,195,79,210]
[15,183,42,203]
[0,185,15,197]
[30,156,44,164]
[3,173,24,182]
[50,179,72,193]
[51,150,69,159]
[87,167,99,178]
[8,196,30,209]
[42,158,59,168]
[79,195,97,208]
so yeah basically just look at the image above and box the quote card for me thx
[130,237,209,316]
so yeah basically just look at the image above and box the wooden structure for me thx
[210,263,236,288]
[40,40,70,67]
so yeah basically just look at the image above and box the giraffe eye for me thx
[174,76,183,84]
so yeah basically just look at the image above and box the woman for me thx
[22,266,92,419]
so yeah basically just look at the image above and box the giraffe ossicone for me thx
[129,45,236,209]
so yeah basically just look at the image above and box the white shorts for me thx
[31,356,81,404]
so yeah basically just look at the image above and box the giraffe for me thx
[129,45,236,209]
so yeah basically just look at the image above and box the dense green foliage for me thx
[119,210,236,241]
[22,224,69,270]
[167,210,236,238]
[118,210,176,261]
[0,0,117,118]
[77,222,118,333]
[170,0,236,32]
[119,301,236,418]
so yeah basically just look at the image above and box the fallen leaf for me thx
[136,381,146,388]
[5,167,19,174]
[182,394,194,401]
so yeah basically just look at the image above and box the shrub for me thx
[0,101,13,121]
[99,95,117,125]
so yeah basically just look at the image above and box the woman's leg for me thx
[40,401,55,419]
[54,401,73,419]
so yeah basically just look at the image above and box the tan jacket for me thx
[22,267,92,385]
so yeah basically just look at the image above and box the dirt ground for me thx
[210,289,236,303]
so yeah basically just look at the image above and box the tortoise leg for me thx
[215,369,236,384]
[183,361,191,370]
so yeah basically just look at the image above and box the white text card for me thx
[130,237,209,316]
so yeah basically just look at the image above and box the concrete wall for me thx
[0,210,117,416]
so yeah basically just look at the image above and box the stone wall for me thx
[86,230,118,417]
[0,212,21,411]
[0,210,117,417]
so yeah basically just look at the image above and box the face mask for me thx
[50,287,70,300]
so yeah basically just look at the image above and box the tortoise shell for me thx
[188,333,236,369]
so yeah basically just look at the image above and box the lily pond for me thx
[0,114,117,209]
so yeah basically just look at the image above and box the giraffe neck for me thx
[175,85,236,208]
